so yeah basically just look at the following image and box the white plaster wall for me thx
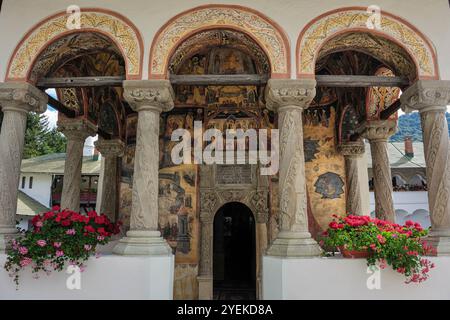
[0,253,175,299]
[0,0,449,80]
[370,191,429,215]
[263,256,450,300]
[18,173,52,208]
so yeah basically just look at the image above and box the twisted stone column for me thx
[359,120,397,222]
[113,80,174,256]
[58,119,97,212]
[401,80,450,254]
[94,138,125,221]
[0,83,47,250]
[265,79,321,257]
[338,142,366,215]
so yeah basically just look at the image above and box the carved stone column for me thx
[359,120,397,221]
[401,80,450,254]
[0,83,47,250]
[198,212,214,300]
[338,141,366,215]
[94,138,125,221]
[113,80,174,256]
[58,119,97,212]
[264,79,321,257]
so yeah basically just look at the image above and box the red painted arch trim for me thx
[295,6,439,80]
[5,7,144,82]
[148,4,291,79]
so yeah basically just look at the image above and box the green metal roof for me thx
[366,142,425,169]
[16,191,49,217]
[21,153,101,175]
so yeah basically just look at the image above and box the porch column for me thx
[0,83,47,250]
[113,80,174,256]
[265,79,321,257]
[401,80,450,254]
[359,120,397,222]
[58,119,97,212]
[338,141,366,215]
[94,138,125,221]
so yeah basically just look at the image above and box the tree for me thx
[22,112,67,159]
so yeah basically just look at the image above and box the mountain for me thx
[390,112,450,142]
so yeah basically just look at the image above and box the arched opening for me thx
[213,202,256,300]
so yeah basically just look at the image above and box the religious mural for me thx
[303,104,347,235]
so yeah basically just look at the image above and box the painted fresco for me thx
[158,164,198,264]
[303,105,347,235]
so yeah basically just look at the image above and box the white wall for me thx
[370,191,430,227]
[263,256,450,299]
[18,173,52,208]
[0,253,174,300]
[1,0,449,80]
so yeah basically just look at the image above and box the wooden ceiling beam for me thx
[37,76,124,88]
[36,74,409,88]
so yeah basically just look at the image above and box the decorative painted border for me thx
[5,8,144,81]
[149,4,291,79]
[296,7,439,80]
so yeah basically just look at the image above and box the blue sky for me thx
[44,88,58,129]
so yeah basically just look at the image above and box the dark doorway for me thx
[213,202,256,300]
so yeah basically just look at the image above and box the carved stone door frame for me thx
[197,164,269,300]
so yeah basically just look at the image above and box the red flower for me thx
[405,220,415,227]
[84,225,95,233]
[61,220,71,227]
[52,205,60,212]
[95,215,106,225]
[329,221,339,229]
[87,210,98,218]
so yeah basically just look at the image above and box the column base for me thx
[427,229,450,255]
[197,275,213,300]
[112,230,173,256]
[0,227,18,252]
[266,231,322,257]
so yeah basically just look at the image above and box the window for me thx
[21,176,26,189]
[29,176,33,189]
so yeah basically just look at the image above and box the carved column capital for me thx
[265,79,316,112]
[94,138,125,158]
[358,120,397,142]
[401,80,450,113]
[123,80,175,113]
[0,82,47,114]
[57,119,97,142]
[338,141,365,159]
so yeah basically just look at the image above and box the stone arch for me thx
[296,7,439,80]
[198,189,268,300]
[5,8,144,82]
[149,4,291,79]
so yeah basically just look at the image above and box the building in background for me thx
[16,143,101,229]
[367,138,430,228]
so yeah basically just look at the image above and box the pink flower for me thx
[20,257,32,267]
[53,242,62,248]
[36,240,47,247]
[66,229,76,235]
[379,259,387,270]
[18,246,28,255]
[55,250,64,257]
[369,243,376,250]
[84,244,92,251]
[97,235,105,241]
[376,234,386,244]
[11,239,18,250]
[35,221,43,228]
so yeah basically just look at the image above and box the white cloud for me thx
[43,108,58,129]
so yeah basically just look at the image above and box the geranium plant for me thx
[321,214,436,284]
[4,206,122,286]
